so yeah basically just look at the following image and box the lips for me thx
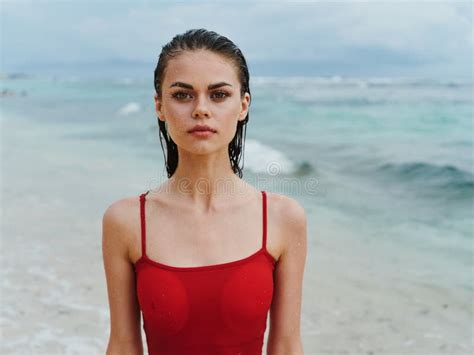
[188,125,217,133]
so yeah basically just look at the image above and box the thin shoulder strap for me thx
[261,190,267,250]
[139,190,150,258]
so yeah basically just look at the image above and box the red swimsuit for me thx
[134,190,276,355]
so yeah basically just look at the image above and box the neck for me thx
[163,147,246,213]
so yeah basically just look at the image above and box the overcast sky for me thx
[1,0,472,78]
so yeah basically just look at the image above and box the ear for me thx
[154,94,165,121]
[238,92,251,121]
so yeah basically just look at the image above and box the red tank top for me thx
[134,190,276,355]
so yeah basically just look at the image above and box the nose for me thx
[192,94,211,119]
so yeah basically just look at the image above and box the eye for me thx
[211,91,230,100]
[171,91,192,100]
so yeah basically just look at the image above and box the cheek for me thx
[164,102,189,119]
[215,100,241,115]
[212,120,238,148]
[162,104,189,136]
[166,119,187,140]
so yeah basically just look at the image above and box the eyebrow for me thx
[169,81,233,90]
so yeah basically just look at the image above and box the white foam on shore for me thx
[243,139,297,175]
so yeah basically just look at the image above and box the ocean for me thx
[1,74,472,354]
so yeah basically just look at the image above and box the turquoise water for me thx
[1,75,473,352]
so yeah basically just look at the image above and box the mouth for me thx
[188,129,216,138]
[188,125,217,133]
[188,125,217,136]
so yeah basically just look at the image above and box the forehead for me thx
[163,50,239,86]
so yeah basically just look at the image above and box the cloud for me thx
[1,0,472,78]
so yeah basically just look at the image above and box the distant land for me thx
[1,56,472,81]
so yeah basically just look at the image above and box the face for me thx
[154,49,250,155]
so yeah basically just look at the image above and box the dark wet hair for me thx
[153,28,251,178]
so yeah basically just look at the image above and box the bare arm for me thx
[267,195,308,355]
[102,199,143,355]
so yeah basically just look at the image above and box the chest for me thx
[134,253,275,345]
[131,197,277,268]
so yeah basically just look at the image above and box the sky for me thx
[1,0,473,79]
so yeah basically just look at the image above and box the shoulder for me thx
[266,191,307,254]
[266,191,307,230]
[102,194,139,228]
[102,194,141,258]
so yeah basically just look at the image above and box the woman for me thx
[102,28,307,355]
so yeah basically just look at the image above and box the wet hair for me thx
[153,28,251,178]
